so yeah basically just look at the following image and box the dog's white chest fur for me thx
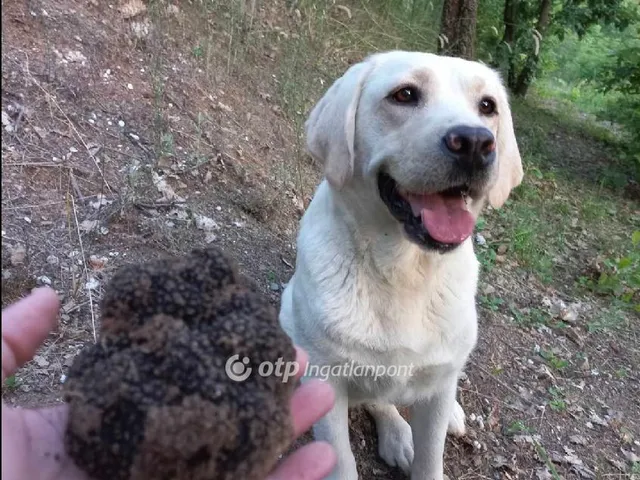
[280,182,479,406]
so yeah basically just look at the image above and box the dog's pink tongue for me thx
[405,193,475,244]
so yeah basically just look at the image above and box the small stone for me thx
[497,244,508,255]
[33,355,50,367]
[482,284,495,295]
[560,306,579,323]
[37,275,52,285]
[127,83,133,90]
[269,282,280,292]
[495,254,506,263]
[205,232,217,244]
[46,255,60,265]
[118,120,125,127]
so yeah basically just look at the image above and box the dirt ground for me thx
[2,1,639,479]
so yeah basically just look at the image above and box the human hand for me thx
[1,287,336,480]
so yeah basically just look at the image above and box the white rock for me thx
[474,233,486,246]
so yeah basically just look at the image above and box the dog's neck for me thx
[327,180,449,283]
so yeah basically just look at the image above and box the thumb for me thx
[2,287,60,381]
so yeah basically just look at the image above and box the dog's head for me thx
[305,50,523,253]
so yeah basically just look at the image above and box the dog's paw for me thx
[376,414,414,474]
[447,400,466,437]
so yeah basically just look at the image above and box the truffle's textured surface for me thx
[63,246,297,480]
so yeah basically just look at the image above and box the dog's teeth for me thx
[461,189,469,205]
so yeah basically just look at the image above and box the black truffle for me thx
[63,246,297,480]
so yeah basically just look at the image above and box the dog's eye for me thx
[390,87,419,104]
[479,97,497,115]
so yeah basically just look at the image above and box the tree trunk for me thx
[501,0,518,89]
[438,0,479,60]
[513,0,552,96]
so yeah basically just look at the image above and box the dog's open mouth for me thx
[377,172,477,252]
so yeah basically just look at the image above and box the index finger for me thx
[2,287,60,381]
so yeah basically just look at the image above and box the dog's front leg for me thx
[409,379,457,480]
[310,378,358,480]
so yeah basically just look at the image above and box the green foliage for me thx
[539,349,569,371]
[479,294,504,311]
[4,375,19,390]
[505,420,533,435]
[477,0,640,105]
[579,231,640,311]
[553,0,638,38]
[548,386,567,412]
[594,31,640,161]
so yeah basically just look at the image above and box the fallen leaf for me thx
[85,276,100,291]
[622,448,640,463]
[79,220,99,232]
[65,50,87,63]
[535,467,552,480]
[514,434,542,445]
[89,194,112,209]
[10,244,26,265]
[2,110,14,132]
[86,142,101,156]
[608,457,627,472]
[216,102,233,113]
[194,214,219,232]
[33,355,49,367]
[167,208,189,221]
[152,171,185,202]
[89,255,108,270]
[569,435,588,446]
[571,463,595,479]
[589,413,608,427]
[119,0,146,18]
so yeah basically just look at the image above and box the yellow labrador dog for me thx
[279,50,523,480]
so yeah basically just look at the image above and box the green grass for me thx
[479,294,504,311]
[505,420,533,435]
[548,386,567,412]
[4,375,19,391]
[539,349,569,371]
[478,98,638,318]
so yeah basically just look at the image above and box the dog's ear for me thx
[305,58,376,190]
[488,86,523,209]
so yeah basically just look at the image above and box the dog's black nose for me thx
[442,126,496,170]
